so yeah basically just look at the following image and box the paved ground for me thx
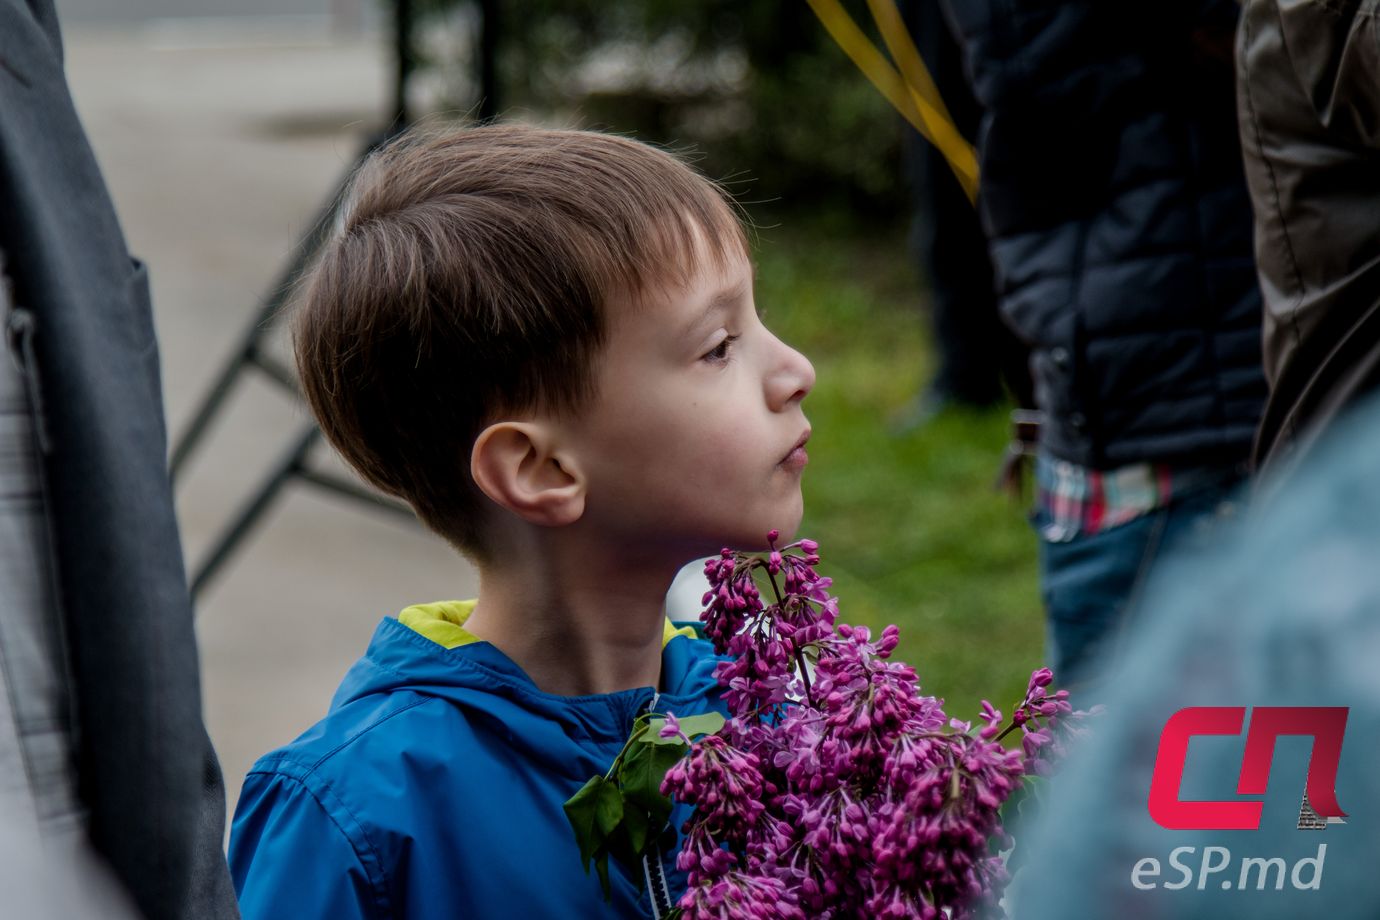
[62,19,709,822]
[63,23,477,819]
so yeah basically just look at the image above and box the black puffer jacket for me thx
[941,0,1266,467]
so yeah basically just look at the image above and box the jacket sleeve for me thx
[1270,0,1380,148]
[229,768,390,920]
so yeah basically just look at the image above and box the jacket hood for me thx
[323,601,726,779]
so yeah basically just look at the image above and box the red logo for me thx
[1148,707,1349,831]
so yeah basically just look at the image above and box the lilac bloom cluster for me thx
[662,532,1083,919]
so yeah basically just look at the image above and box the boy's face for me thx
[563,241,815,559]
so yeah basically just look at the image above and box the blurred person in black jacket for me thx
[0,1,238,917]
[939,0,1267,695]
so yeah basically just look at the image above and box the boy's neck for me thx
[463,552,676,697]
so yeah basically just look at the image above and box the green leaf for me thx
[604,826,638,880]
[563,775,608,871]
[619,741,684,829]
[676,711,726,738]
[623,802,651,854]
[595,776,624,838]
[593,849,612,901]
[570,713,722,905]
[644,711,725,745]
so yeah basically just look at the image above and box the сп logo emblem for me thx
[1148,707,1348,831]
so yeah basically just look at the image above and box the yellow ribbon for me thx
[806,0,980,203]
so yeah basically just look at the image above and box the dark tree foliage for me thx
[409,0,904,215]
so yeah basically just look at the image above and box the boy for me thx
[228,124,815,919]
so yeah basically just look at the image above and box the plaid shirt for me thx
[1036,454,1248,542]
[1035,455,1177,542]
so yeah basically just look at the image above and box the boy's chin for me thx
[717,518,804,553]
[674,499,805,557]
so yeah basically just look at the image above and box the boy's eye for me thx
[702,334,740,364]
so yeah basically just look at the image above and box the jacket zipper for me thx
[644,838,674,919]
[639,690,675,919]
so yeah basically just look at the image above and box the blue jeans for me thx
[1036,473,1244,697]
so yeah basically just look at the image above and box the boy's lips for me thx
[780,429,811,470]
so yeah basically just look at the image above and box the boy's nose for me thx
[767,339,815,411]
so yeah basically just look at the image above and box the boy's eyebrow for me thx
[681,279,752,340]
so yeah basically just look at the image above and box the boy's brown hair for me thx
[293,123,748,560]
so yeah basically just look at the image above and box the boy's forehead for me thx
[608,252,752,344]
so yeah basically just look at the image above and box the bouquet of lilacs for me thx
[566,532,1089,919]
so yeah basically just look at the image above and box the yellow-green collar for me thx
[398,599,698,651]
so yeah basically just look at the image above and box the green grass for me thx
[749,213,1044,717]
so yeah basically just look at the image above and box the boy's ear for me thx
[470,421,586,527]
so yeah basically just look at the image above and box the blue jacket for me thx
[229,602,727,919]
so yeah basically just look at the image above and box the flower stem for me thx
[994,704,1033,743]
[604,717,649,779]
[761,559,815,706]
[762,558,785,607]
[795,649,815,706]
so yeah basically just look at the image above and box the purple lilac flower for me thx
[659,712,685,742]
[668,534,1088,918]
[661,735,767,847]
[677,870,806,920]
